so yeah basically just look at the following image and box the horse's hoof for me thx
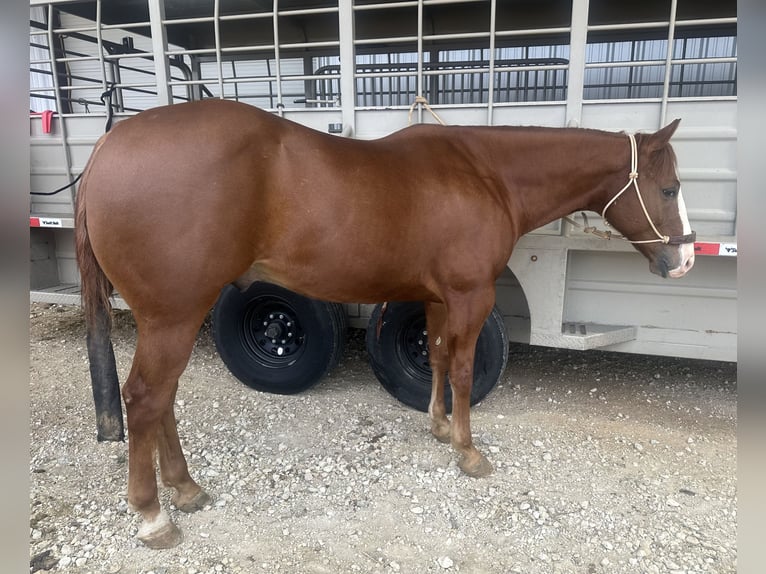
[137,511,182,549]
[172,488,212,513]
[459,453,494,478]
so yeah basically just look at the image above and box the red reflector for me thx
[694,242,720,255]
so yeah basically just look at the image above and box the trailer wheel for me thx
[212,283,347,394]
[365,302,508,412]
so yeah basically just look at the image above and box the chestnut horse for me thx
[75,99,695,547]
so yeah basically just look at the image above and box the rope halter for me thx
[567,133,696,246]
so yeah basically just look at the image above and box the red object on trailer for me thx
[31,110,56,133]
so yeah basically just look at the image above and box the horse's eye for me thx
[662,188,678,198]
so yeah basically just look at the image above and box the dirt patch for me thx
[29,303,736,573]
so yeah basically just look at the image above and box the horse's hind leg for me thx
[157,398,211,512]
[123,315,204,548]
[425,302,450,443]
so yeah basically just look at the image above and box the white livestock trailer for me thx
[29,0,736,409]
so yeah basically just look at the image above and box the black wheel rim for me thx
[240,296,306,368]
[395,314,432,382]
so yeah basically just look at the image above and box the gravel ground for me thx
[29,302,737,574]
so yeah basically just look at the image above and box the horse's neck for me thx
[475,127,627,235]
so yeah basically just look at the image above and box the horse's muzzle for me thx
[652,242,695,279]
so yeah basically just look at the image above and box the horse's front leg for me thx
[425,302,450,443]
[445,290,495,478]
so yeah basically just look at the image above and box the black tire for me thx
[212,282,347,394]
[366,301,508,413]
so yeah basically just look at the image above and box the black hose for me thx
[30,86,116,196]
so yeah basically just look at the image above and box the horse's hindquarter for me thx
[83,101,513,309]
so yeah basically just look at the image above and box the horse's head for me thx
[601,119,695,279]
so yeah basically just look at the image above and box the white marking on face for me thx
[668,186,695,278]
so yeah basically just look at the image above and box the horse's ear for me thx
[647,118,681,151]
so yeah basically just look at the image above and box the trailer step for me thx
[530,323,637,350]
[30,284,129,310]
[560,323,637,350]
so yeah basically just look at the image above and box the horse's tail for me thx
[75,178,113,335]
[75,151,125,442]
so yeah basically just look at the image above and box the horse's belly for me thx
[234,257,435,304]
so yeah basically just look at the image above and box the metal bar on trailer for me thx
[486,0,497,125]
[148,0,172,106]
[353,1,418,10]
[659,0,679,126]
[231,61,239,102]
[219,12,272,22]
[565,0,589,128]
[100,21,152,30]
[669,57,737,66]
[45,3,75,190]
[675,17,737,27]
[354,36,419,46]
[56,56,101,63]
[423,64,569,75]
[161,16,214,26]
[278,41,341,50]
[417,0,423,121]
[494,27,572,39]
[272,0,284,114]
[356,70,419,79]
[338,0,356,133]
[423,32,490,42]
[50,25,100,34]
[666,95,737,102]
[588,21,670,32]
[277,6,339,16]
[584,60,666,69]
[218,46,277,55]
[95,0,109,100]
[214,0,224,100]
[166,48,219,57]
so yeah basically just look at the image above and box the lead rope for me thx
[408,96,447,127]
[565,133,670,244]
